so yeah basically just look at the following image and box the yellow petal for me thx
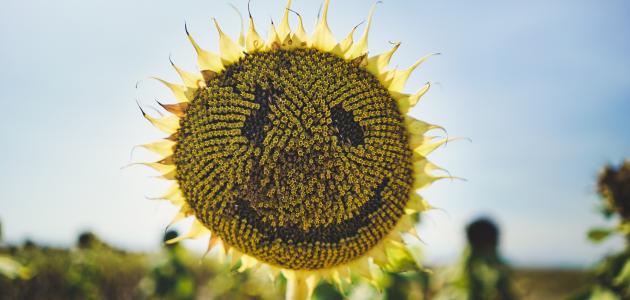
[412,160,447,190]
[414,136,456,157]
[371,245,389,267]
[158,101,188,118]
[281,269,296,281]
[221,239,231,255]
[207,234,221,253]
[388,230,405,244]
[408,82,431,107]
[228,4,246,46]
[215,240,228,263]
[246,14,264,52]
[367,42,400,75]
[311,0,336,51]
[398,215,422,241]
[166,206,192,228]
[147,183,177,200]
[170,59,204,89]
[266,265,281,281]
[160,170,177,180]
[141,110,180,134]
[281,33,298,50]
[331,268,351,292]
[230,251,242,268]
[413,158,439,175]
[293,12,308,46]
[338,266,351,283]
[138,102,180,134]
[152,77,193,103]
[139,139,175,157]
[387,90,409,112]
[331,24,358,56]
[389,53,439,92]
[396,214,414,232]
[165,189,185,206]
[405,116,441,136]
[408,131,426,150]
[238,255,259,272]
[346,2,377,59]
[407,225,421,241]
[350,257,372,280]
[160,183,184,206]
[278,0,293,40]
[286,276,309,300]
[330,269,344,292]
[166,220,205,244]
[379,70,396,88]
[213,19,244,64]
[396,82,430,114]
[136,162,176,177]
[369,266,387,293]
[383,240,419,272]
[406,192,431,213]
[185,25,224,73]
[266,21,282,50]
[304,274,319,300]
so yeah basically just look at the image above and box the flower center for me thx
[174,48,413,270]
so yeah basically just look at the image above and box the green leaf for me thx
[589,286,620,300]
[618,222,630,235]
[614,260,630,286]
[0,255,30,280]
[587,228,613,243]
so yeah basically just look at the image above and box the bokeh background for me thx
[1,0,629,298]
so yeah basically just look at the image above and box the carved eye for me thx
[331,104,364,146]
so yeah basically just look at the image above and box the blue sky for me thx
[1,0,629,267]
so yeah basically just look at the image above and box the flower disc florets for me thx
[175,48,413,270]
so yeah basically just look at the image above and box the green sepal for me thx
[383,244,420,273]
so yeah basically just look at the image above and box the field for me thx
[512,268,592,300]
[0,240,596,300]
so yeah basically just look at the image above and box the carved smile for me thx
[230,177,390,245]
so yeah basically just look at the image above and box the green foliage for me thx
[433,248,517,300]
[587,228,613,243]
[0,238,283,300]
[381,271,432,300]
[0,255,30,280]
[572,160,630,299]
[141,245,196,300]
[0,243,146,300]
[597,160,630,220]
[312,282,345,300]
[570,250,630,300]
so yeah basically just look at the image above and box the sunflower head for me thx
[598,160,630,221]
[137,1,451,298]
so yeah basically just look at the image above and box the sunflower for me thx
[137,1,450,299]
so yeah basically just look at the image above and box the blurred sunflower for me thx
[137,1,450,298]
[571,160,630,300]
